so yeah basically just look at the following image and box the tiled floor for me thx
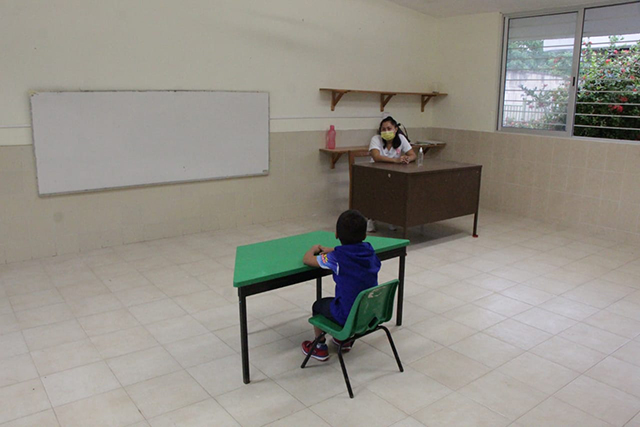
[1,210,640,426]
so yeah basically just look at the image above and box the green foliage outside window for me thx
[513,37,640,141]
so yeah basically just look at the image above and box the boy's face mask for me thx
[381,131,396,141]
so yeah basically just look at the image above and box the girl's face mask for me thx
[381,131,396,141]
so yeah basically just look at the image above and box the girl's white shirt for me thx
[368,134,412,161]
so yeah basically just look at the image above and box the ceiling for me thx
[388,0,625,17]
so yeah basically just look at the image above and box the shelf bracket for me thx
[329,152,344,169]
[330,90,348,111]
[421,95,435,112]
[380,94,396,112]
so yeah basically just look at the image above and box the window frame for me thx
[497,1,638,142]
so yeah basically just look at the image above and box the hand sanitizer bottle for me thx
[418,147,424,166]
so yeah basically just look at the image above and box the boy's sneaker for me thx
[301,341,330,361]
[331,337,355,352]
[367,219,377,233]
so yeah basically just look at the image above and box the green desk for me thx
[234,230,409,384]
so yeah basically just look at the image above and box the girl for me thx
[367,116,416,232]
[369,116,416,165]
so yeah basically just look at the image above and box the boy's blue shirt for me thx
[317,242,381,325]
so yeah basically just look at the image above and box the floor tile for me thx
[128,298,186,325]
[410,290,466,314]
[148,398,240,427]
[538,296,600,321]
[0,332,29,360]
[500,285,554,305]
[513,307,576,334]
[361,327,441,364]
[263,408,330,427]
[125,370,209,419]
[515,396,613,427]
[90,326,158,359]
[555,376,640,426]
[217,380,305,427]
[145,315,208,345]
[77,308,140,337]
[9,289,64,312]
[530,335,606,372]
[408,315,477,346]
[586,356,640,398]
[15,303,74,330]
[366,367,452,414]
[23,320,87,351]
[412,392,510,427]
[485,319,552,350]
[173,290,228,314]
[611,340,640,367]
[410,348,490,390]
[450,333,523,368]
[53,388,144,427]
[114,285,166,308]
[0,409,60,427]
[472,293,533,317]
[31,339,101,376]
[559,323,629,354]
[0,354,38,388]
[584,310,640,339]
[442,304,506,330]
[273,362,356,407]
[41,361,120,407]
[107,346,181,386]
[164,332,235,368]
[188,354,266,397]
[459,371,548,420]
[0,380,51,424]
[496,352,578,394]
[309,388,406,427]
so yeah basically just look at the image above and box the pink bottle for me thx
[326,125,336,149]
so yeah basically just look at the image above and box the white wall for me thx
[431,12,504,132]
[0,0,440,263]
[1,0,439,144]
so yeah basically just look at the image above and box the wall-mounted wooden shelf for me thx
[319,88,447,112]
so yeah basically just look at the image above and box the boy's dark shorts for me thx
[312,297,341,325]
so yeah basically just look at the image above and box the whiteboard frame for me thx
[30,90,270,196]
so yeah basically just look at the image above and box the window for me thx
[498,2,640,142]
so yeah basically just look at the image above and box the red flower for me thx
[606,59,611,63]
[614,50,619,54]
[620,96,629,102]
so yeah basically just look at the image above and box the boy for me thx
[301,209,381,361]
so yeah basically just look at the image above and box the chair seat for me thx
[308,315,350,341]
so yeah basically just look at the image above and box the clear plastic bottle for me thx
[326,125,336,149]
[418,147,424,166]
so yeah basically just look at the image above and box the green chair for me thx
[300,279,403,398]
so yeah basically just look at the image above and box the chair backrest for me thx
[340,279,399,338]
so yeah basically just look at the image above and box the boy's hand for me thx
[313,244,323,255]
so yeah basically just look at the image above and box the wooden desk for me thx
[320,142,446,207]
[233,231,409,384]
[351,160,482,239]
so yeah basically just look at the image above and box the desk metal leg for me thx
[473,211,479,238]
[316,277,322,301]
[397,253,405,326]
[239,292,250,384]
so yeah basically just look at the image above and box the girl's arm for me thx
[370,149,401,164]
[402,148,417,163]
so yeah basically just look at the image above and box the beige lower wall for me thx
[0,128,432,264]
[429,128,640,244]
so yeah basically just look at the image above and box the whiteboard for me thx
[30,91,269,195]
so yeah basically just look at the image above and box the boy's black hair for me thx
[336,209,367,245]
[378,116,410,149]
